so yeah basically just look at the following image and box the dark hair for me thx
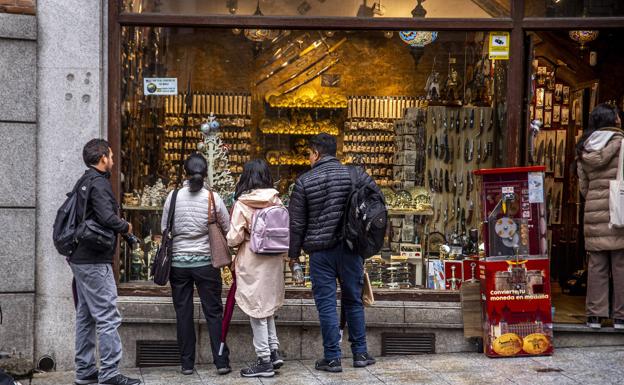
[184,153,208,192]
[309,133,337,157]
[83,139,111,166]
[234,159,274,200]
[576,103,620,156]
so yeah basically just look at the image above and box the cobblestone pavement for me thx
[30,346,624,385]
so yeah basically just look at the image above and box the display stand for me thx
[474,166,553,357]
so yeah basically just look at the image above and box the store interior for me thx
[117,21,624,324]
[526,29,624,324]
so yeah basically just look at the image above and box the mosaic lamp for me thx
[399,31,438,47]
[569,30,599,50]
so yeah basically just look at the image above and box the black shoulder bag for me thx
[74,176,117,253]
[152,189,179,286]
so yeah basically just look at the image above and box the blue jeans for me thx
[310,243,367,360]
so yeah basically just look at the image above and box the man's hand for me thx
[126,222,133,235]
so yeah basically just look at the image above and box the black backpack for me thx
[52,175,99,257]
[343,167,388,259]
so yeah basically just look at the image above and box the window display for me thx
[117,26,508,290]
[121,0,510,18]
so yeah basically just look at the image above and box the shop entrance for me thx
[526,29,624,325]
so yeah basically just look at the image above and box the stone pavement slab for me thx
[29,347,624,385]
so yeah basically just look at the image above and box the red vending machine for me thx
[474,166,553,357]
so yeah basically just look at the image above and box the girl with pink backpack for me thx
[226,159,290,378]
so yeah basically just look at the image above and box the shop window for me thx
[525,0,624,17]
[118,26,508,291]
[120,0,510,18]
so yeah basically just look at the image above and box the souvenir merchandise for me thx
[475,167,553,358]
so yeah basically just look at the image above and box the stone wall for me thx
[34,0,107,370]
[0,12,37,361]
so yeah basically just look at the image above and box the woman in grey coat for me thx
[576,103,624,329]
[161,153,232,375]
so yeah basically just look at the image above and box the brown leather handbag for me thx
[208,190,232,268]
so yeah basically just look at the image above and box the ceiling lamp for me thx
[244,0,280,42]
[399,31,438,47]
[569,30,599,50]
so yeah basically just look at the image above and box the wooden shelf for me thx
[387,208,433,216]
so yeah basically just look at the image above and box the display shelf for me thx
[388,208,433,216]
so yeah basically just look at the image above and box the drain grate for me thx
[136,340,180,367]
[381,333,436,356]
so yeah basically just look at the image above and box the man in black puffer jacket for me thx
[288,133,379,373]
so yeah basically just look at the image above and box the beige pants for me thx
[586,250,624,319]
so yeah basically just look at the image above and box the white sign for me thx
[528,172,545,203]
[502,187,514,194]
[144,77,178,95]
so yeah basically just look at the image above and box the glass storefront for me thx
[525,0,624,17]
[117,25,508,290]
[121,0,510,18]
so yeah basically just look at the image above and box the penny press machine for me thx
[474,166,553,358]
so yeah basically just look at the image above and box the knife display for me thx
[466,171,473,201]
[478,109,484,137]
[556,140,565,177]
[469,108,475,129]
[547,138,554,172]
[554,190,562,223]
[256,35,326,86]
[536,139,545,166]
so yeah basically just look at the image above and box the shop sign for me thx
[528,172,545,203]
[480,258,553,357]
[144,77,178,95]
[488,32,510,60]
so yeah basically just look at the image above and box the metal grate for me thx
[136,340,180,367]
[381,333,436,356]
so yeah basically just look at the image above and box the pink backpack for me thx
[250,205,290,255]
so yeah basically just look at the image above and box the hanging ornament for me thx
[569,30,599,50]
[399,31,438,47]
[244,0,280,42]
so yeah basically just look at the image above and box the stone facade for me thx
[0,11,37,361]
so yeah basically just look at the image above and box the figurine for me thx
[444,66,463,103]
[425,70,441,101]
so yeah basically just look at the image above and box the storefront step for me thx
[116,297,624,368]
[553,324,624,349]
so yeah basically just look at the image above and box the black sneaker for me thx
[180,368,194,375]
[353,352,376,368]
[615,319,624,330]
[240,358,275,378]
[99,374,141,385]
[270,350,284,369]
[75,371,98,385]
[315,358,342,373]
[587,316,602,329]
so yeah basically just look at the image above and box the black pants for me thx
[170,265,230,369]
